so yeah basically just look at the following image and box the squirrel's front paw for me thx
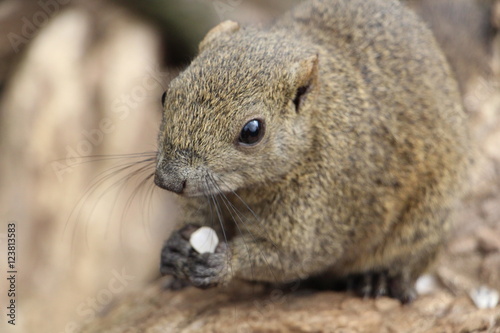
[187,242,230,288]
[160,225,230,289]
[160,224,198,280]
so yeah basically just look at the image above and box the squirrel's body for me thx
[156,0,469,302]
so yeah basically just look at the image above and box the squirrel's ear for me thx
[291,54,318,112]
[199,20,240,52]
[292,54,319,88]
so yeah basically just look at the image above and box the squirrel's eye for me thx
[238,119,265,145]
[161,92,167,107]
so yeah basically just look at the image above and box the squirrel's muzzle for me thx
[154,169,186,194]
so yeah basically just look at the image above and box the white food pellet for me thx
[415,274,438,295]
[469,286,499,309]
[189,227,219,254]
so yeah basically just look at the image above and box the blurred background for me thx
[0,0,499,332]
[0,1,297,332]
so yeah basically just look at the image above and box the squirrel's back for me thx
[276,0,467,183]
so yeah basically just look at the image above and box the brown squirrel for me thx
[154,0,469,303]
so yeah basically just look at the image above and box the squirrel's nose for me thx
[154,170,186,194]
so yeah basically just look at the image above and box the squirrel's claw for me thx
[348,271,417,304]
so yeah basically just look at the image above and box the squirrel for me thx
[154,0,469,303]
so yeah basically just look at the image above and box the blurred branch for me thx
[0,0,71,92]
[111,0,218,66]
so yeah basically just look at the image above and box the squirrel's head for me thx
[155,21,319,196]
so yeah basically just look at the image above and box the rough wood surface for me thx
[80,221,500,332]
[80,280,500,332]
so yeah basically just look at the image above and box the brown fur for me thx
[407,0,496,93]
[155,0,469,302]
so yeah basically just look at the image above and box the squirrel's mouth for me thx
[154,168,235,197]
[181,178,233,198]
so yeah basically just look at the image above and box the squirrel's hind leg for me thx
[347,270,417,304]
